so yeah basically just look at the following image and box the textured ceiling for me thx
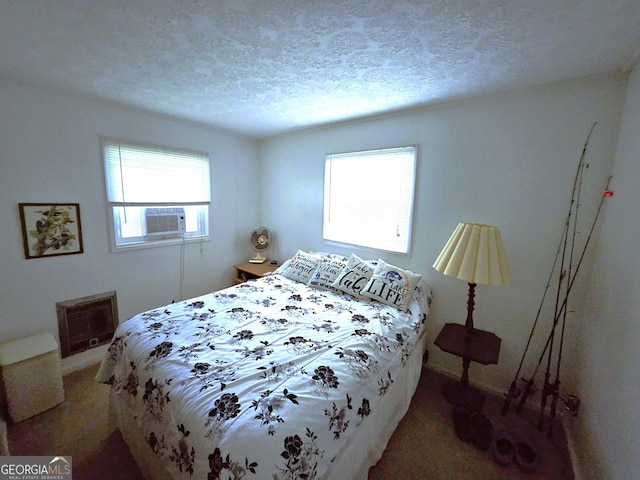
[1,0,639,138]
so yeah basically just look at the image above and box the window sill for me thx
[110,235,209,253]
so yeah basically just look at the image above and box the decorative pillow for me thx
[278,250,321,283]
[307,257,347,293]
[274,258,292,274]
[361,259,422,311]
[311,251,349,263]
[332,254,376,300]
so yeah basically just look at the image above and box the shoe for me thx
[515,440,539,473]
[451,405,469,425]
[470,412,494,451]
[452,406,473,442]
[492,430,515,467]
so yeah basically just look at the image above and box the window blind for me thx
[103,140,210,205]
[323,146,416,254]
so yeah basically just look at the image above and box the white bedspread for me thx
[96,273,431,479]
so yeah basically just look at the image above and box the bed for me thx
[96,251,433,480]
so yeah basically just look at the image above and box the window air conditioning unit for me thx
[144,207,186,236]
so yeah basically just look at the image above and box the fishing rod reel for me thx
[502,383,523,403]
[502,379,580,416]
[501,377,537,415]
[560,394,581,416]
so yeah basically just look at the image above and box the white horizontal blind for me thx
[323,146,416,254]
[104,140,210,205]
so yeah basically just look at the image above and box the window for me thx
[323,146,417,254]
[103,138,210,250]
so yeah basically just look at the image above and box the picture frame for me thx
[19,203,84,259]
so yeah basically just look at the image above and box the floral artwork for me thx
[19,203,84,259]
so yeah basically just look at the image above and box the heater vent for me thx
[56,290,119,358]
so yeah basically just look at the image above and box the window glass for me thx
[323,146,416,254]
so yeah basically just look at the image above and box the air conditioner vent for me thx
[145,207,186,236]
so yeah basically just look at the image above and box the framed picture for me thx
[19,203,84,259]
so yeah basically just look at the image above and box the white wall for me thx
[0,78,260,367]
[2,70,635,477]
[258,73,627,406]
[567,65,640,480]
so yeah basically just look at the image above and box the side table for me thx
[233,261,279,284]
[434,322,501,411]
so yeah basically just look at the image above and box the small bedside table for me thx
[434,322,501,411]
[234,262,279,284]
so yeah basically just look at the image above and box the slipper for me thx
[515,440,539,473]
[470,412,494,451]
[452,406,473,442]
[492,430,515,467]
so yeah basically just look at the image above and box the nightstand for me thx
[234,262,279,284]
[434,322,501,411]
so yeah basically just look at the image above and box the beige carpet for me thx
[6,363,574,479]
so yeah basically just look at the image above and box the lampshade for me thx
[433,222,511,285]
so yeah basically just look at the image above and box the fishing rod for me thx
[500,216,565,416]
[538,152,585,433]
[543,177,613,437]
[517,177,613,418]
[501,122,596,416]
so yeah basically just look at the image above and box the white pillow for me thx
[274,258,292,274]
[361,259,422,311]
[311,251,349,262]
[332,254,376,300]
[308,257,347,293]
[278,250,321,283]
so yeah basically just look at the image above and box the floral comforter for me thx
[96,273,431,480]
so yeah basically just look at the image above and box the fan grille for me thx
[249,227,272,252]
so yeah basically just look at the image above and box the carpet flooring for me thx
[6,363,574,479]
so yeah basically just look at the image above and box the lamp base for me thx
[442,381,485,412]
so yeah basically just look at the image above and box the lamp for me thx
[433,222,510,410]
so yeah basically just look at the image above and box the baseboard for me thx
[61,344,107,376]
